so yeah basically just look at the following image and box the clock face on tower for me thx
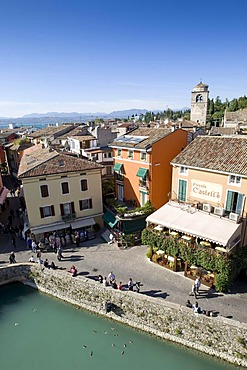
[196,94,203,102]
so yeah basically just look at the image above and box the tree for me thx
[229,98,238,112]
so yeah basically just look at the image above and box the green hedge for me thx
[141,228,247,292]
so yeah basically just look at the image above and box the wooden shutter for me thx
[178,180,186,201]
[71,201,75,214]
[225,191,233,212]
[236,194,244,215]
[89,198,92,209]
[39,207,44,218]
[60,204,64,216]
[51,205,55,216]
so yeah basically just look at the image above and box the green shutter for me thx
[113,163,122,172]
[136,168,148,178]
[236,193,244,215]
[178,179,187,201]
[226,191,233,212]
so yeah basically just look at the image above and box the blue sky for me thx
[0,0,247,117]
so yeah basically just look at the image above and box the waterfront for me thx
[0,283,243,370]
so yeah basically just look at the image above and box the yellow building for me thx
[18,145,103,238]
[147,136,247,252]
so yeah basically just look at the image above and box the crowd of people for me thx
[97,271,141,293]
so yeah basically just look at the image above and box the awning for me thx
[113,163,123,172]
[103,211,118,228]
[71,217,95,230]
[136,167,148,178]
[0,187,9,205]
[31,222,71,235]
[146,202,242,247]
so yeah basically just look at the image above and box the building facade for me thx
[190,82,209,125]
[147,136,247,252]
[18,145,103,238]
[110,127,188,210]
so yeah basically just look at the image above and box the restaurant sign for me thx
[190,179,222,202]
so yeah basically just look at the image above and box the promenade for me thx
[0,190,247,324]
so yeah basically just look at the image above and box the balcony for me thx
[115,173,124,183]
[139,179,148,189]
[62,213,77,222]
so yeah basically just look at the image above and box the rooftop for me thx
[110,127,172,149]
[171,136,247,176]
[18,144,103,178]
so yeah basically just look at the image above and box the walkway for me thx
[0,188,246,323]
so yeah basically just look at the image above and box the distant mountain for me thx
[108,109,148,118]
[21,109,148,119]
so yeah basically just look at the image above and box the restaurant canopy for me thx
[146,202,242,247]
[103,211,118,228]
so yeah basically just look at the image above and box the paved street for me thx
[0,191,247,324]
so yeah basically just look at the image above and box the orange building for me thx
[110,127,188,210]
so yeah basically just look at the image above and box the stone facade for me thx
[0,263,246,367]
[190,82,209,125]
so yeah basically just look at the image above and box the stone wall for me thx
[1,263,247,367]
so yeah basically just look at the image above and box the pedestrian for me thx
[193,301,201,314]
[108,271,115,284]
[29,256,35,263]
[135,281,141,293]
[117,281,123,290]
[191,283,197,299]
[9,252,16,264]
[195,277,201,295]
[44,259,49,268]
[128,278,134,291]
[31,240,37,253]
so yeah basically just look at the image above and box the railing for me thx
[62,213,76,222]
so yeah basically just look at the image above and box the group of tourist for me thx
[97,271,141,292]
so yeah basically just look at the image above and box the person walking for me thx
[9,252,16,264]
[195,277,201,295]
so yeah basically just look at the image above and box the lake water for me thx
[0,283,241,370]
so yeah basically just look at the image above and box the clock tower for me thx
[190,82,209,125]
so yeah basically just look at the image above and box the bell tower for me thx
[190,82,209,125]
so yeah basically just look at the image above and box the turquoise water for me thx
[0,283,241,370]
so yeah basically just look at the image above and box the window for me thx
[104,152,112,158]
[117,149,122,157]
[79,198,92,210]
[229,175,241,185]
[81,179,88,191]
[179,166,188,175]
[106,166,112,175]
[225,191,244,215]
[61,182,69,194]
[128,150,134,159]
[40,205,55,218]
[178,179,187,201]
[140,152,147,161]
[60,202,75,216]
[40,185,49,198]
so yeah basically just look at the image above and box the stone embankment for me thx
[1,263,247,367]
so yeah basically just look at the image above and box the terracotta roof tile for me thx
[110,127,172,149]
[171,136,247,176]
[18,145,103,178]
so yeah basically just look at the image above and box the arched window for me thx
[196,94,203,102]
